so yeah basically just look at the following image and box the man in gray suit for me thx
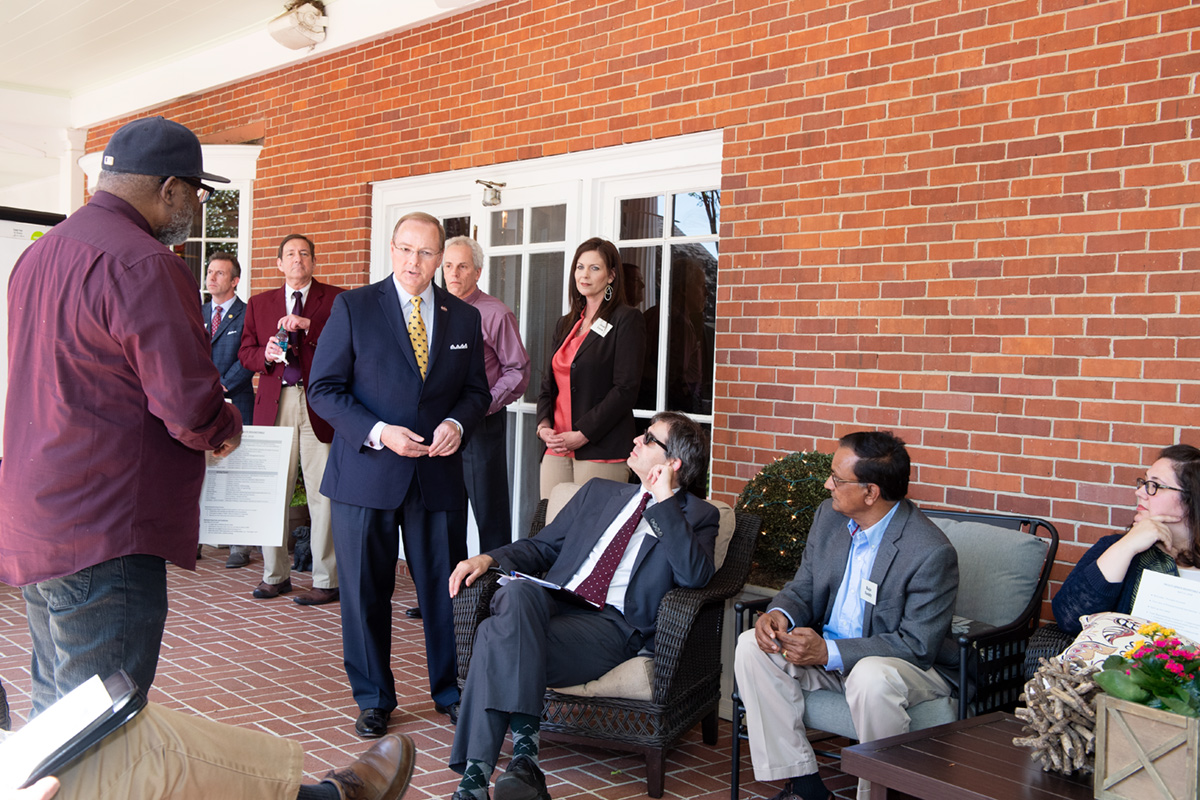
[446,411,719,800]
[734,431,958,800]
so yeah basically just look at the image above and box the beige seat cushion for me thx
[542,483,734,700]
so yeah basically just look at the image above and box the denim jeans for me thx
[22,554,168,714]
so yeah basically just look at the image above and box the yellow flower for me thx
[1137,622,1177,639]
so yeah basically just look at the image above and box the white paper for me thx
[1130,570,1200,643]
[0,675,112,791]
[199,425,295,547]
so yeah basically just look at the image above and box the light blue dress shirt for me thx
[822,502,900,671]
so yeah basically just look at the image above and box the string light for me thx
[735,451,834,586]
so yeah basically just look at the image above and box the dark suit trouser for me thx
[449,580,639,772]
[462,412,512,551]
[332,482,467,711]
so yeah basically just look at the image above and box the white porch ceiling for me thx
[0,0,489,208]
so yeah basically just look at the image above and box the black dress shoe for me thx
[494,754,550,800]
[405,606,422,619]
[434,700,459,724]
[355,707,391,739]
[452,790,488,800]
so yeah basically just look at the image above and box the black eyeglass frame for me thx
[1136,477,1186,497]
[642,427,670,453]
[161,175,216,205]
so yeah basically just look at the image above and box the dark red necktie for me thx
[575,492,652,607]
[210,307,220,339]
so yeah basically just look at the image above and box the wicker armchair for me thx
[729,507,1059,799]
[454,497,761,798]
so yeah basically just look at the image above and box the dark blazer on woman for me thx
[536,303,646,461]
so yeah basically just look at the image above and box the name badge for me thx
[591,318,613,337]
[860,580,878,605]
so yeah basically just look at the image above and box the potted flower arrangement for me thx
[1092,622,1200,800]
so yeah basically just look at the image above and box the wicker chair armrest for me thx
[649,586,721,701]
[1022,623,1074,680]
[453,570,504,684]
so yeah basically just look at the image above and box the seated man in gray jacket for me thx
[735,431,958,800]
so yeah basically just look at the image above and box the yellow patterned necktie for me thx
[408,297,429,380]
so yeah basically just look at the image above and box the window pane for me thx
[621,246,661,409]
[530,205,566,243]
[523,251,565,403]
[620,196,664,239]
[672,190,720,237]
[491,209,524,246]
[488,254,522,327]
[443,216,471,240]
[181,240,203,288]
[206,242,238,264]
[513,420,541,539]
[205,190,240,238]
[665,247,717,415]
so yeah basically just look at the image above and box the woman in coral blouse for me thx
[535,237,647,498]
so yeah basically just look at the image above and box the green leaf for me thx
[1161,695,1199,717]
[1095,669,1152,703]
[1101,655,1131,671]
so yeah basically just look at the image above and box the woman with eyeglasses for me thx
[535,237,646,498]
[1052,444,1200,634]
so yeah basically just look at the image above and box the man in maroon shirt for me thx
[0,116,242,713]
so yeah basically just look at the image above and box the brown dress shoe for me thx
[323,733,416,800]
[252,579,292,599]
[294,586,340,605]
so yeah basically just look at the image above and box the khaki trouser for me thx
[539,455,630,500]
[734,629,951,800]
[264,385,336,588]
[56,703,302,800]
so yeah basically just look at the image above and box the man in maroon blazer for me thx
[0,116,242,713]
[238,234,343,605]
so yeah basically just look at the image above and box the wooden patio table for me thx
[840,712,1093,800]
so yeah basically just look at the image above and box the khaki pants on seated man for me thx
[735,638,952,800]
[737,431,958,800]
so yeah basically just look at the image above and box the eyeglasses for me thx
[829,474,867,489]
[168,176,216,205]
[392,243,441,262]
[642,428,670,451]
[1136,477,1186,497]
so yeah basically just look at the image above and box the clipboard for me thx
[0,671,146,790]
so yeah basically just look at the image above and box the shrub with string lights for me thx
[735,450,834,588]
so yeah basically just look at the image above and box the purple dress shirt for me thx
[0,190,241,585]
[461,288,530,415]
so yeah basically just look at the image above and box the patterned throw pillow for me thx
[1058,611,1200,671]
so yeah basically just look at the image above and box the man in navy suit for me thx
[202,252,257,568]
[307,212,491,740]
[445,411,718,800]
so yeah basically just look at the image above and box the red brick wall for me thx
[87,0,1200,616]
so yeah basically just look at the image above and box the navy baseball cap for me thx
[101,116,230,183]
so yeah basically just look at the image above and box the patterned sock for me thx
[787,773,830,800]
[510,713,541,759]
[296,783,339,800]
[457,758,492,800]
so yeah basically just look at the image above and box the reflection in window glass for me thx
[672,190,720,237]
[664,246,717,415]
[524,251,565,404]
[491,209,524,246]
[530,205,566,243]
[619,196,664,239]
[205,190,240,238]
[443,216,471,240]
[488,254,522,325]
[618,246,659,312]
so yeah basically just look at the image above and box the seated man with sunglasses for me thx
[446,411,718,800]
